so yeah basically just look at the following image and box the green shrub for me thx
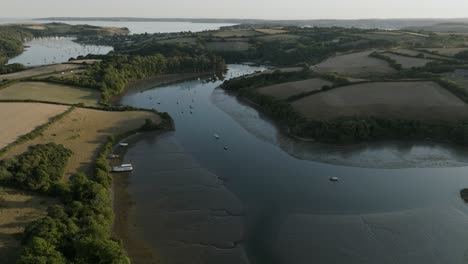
[5,143,72,193]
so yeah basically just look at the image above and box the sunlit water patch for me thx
[7,37,112,66]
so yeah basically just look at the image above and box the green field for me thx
[205,41,251,52]
[211,29,262,38]
[0,82,100,106]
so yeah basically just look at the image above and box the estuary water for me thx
[0,18,235,34]
[1,18,235,66]
[119,64,468,264]
[7,37,113,66]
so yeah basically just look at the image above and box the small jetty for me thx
[112,164,133,172]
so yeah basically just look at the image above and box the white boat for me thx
[214,134,220,139]
[112,164,133,172]
[329,177,339,182]
[108,154,120,159]
[119,142,129,147]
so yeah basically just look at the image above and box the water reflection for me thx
[212,88,468,169]
[121,65,468,264]
[8,37,112,66]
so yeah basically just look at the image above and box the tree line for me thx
[46,53,226,103]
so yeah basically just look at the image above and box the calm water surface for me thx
[1,18,235,66]
[8,37,113,66]
[120,65,468,264]
[0,18,235,34]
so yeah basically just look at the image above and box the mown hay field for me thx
[205,41,251,52]
[254,28,289,35]
[5,107,160,180]
[382,53,433,69]
[211,29,261,38]
[312,51,396,77]
[0,82,100,106]
[258,78,332,100]
[0,102,69,149]
[291,81,468,121]
[0,187,55,263]
[0,64,82,81]
[423,48,468,57]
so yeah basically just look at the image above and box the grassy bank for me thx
[0,110,169,263]
[222,71,468,145]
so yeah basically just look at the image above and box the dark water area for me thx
[120,65,468,264]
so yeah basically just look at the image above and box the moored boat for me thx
[112,164,133,172]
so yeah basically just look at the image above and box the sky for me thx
[1,0,468,20]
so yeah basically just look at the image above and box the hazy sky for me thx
[1,0,468,19]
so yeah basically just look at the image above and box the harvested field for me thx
[248,67,303,77]
[211,29,261,38]
[66,59,101,65]
[157,37,197,45]
[5,108,160,179]
[312,51,396,77]
[0,102,69,150]
[33,69,85,80]
[443,70,468,91]
[254,28,288,35]
[355,33,427,44]
[255,34,301,42]
[0,187,54,263]
[423,47,468,57]
[21,24,47,30]
[382,52,433,68]
[205,41,250,52]
[392,49,448,60]
[0,64,82,81]
[258,78,332,100]
[291,81,468,121]
[0,82,100,106]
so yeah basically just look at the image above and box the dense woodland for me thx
[0,26,33,65]
[49,53,226,103]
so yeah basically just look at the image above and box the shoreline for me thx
[110,72,216,105]
[110,132,161,264]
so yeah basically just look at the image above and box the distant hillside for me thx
[36,17,468,30]
[404,22,468,33]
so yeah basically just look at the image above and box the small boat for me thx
[224,146,228,150]
[112,164,133,172]
[329,177,339,182]
[108,154,120,159]
[214,134,220,139]
[119,142,129,147]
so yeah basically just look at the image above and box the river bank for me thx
[211,87,468,169]
[114,64,468,264]
[110,134,161,264]
[110,72,217,105]
[111,132,249,263]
